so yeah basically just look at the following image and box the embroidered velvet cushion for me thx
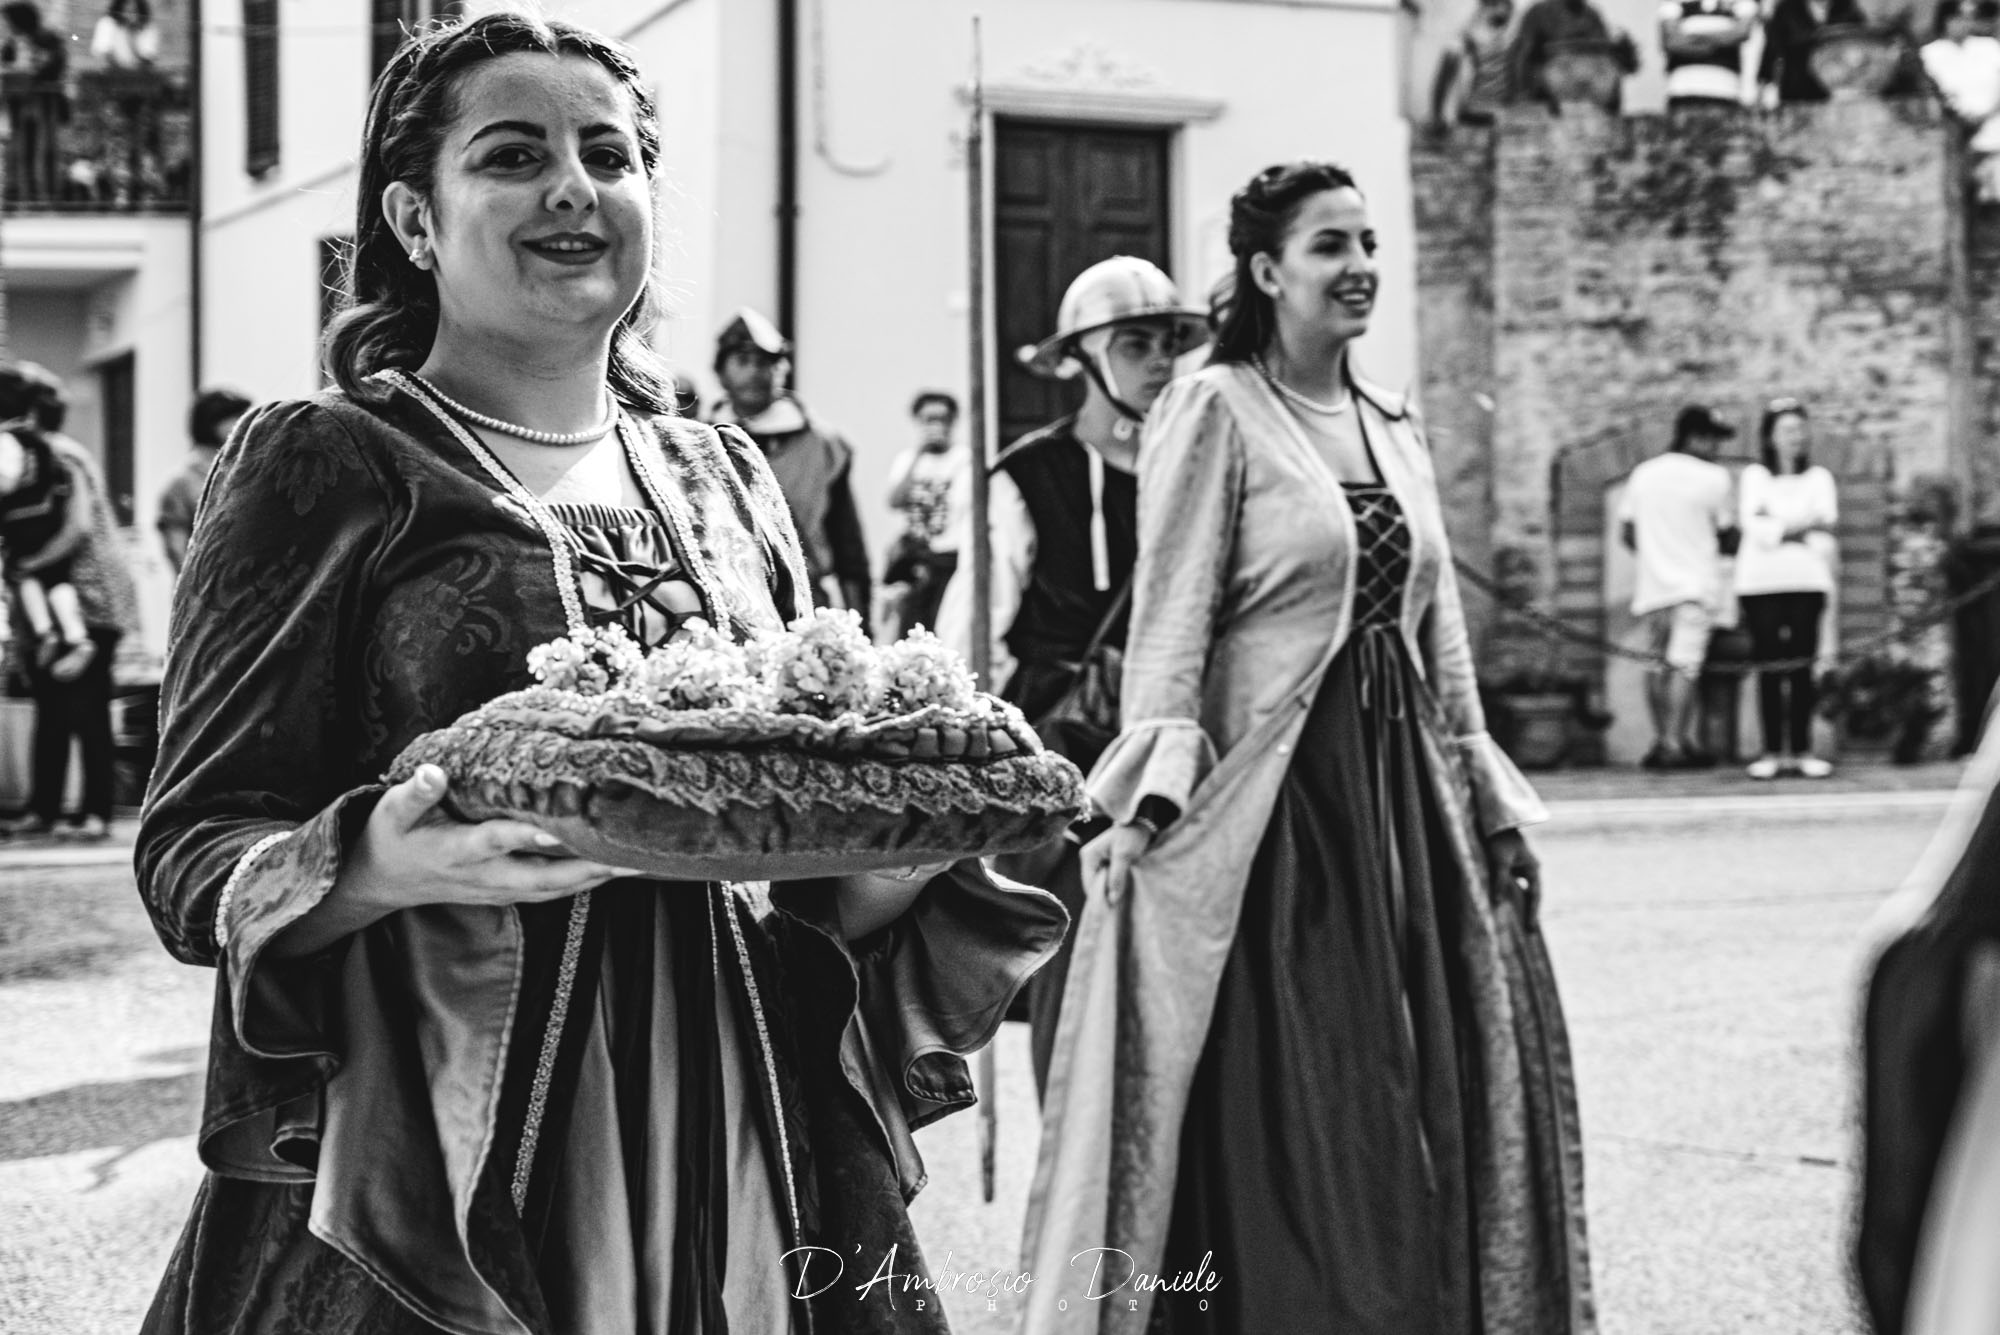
[386,689,1088,880]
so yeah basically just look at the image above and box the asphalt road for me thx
[0,807,1944,1334]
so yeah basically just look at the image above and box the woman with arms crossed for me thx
[1023,161,1593,1335]
[137,15,1061,1333]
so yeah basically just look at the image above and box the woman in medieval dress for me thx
[135,14,1064,1333]
[1020,160,1594,1335]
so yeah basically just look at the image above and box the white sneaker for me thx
[1796,755,1833,779]
[1746,755,1782,780]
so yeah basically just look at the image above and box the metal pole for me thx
[965,13,998,1206]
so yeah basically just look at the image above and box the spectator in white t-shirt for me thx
[1618,404,1740,769]
[1735,397,1839,779]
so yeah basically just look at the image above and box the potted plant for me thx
[1485,668,1614,769]
[1818,652,1946,764]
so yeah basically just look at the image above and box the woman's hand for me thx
[836,860,956,941]
[1485,827,1542,929]
[270,765,638,959]
[1085,821,1157,907]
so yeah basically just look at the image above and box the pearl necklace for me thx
[1253,355,1350,416]
[410,373,617,445]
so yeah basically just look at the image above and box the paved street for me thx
[0,797,1951,1333]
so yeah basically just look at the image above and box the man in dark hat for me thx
[711,308,872,631]
[1619,404,1740,769]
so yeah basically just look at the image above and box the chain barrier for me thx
[1452,559,2000,677]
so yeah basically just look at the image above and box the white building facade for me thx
[191,0,1419,618]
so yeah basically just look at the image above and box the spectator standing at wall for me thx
[1619,405,1740,770]
[1661,0,1762,104]
[0,364,138,841]
[711,308,872,632]
[1761,0,1868,102]
[1432,0,1518,127]
[1925,0,2000,200]
[90,0,161,69]
[1736,397,1838,779]
[158,388,252,576]
[1510,0,1640,110]
[881,390,966,640]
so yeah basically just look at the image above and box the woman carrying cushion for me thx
[1736,397,1839,780]
[135,14,1063,1334]
[1022,160,1592,1334]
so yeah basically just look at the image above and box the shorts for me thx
[1644,601,1713,679]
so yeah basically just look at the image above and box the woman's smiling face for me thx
[395,51,654,346]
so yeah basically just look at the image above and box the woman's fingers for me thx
[474,819,566,859]
[379,764,451,834]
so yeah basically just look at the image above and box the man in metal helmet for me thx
[936,254,1209,1097]
[711,308,873,631]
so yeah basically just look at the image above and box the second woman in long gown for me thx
[1021,161,1593,1335]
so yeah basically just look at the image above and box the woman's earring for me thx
[408,242,428,268]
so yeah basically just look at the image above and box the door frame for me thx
[963,84,1221,466]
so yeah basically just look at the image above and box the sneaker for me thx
[1795,755,1834,779]
[1677,747,1719,769]
[0,813,54,838]
[1746,755,1782,780]
[1641,744,1677,771]
[48,637,96,683]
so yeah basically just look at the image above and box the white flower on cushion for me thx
[631,618,769,711]
[877,628,978,713]
[525,623,645,695]
[761,607,879,717]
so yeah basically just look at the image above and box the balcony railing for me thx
[2,68,191,213]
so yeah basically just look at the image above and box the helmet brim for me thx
[1017,310,1212,380]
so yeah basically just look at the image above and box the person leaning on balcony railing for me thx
[0,1,70,203]
[91,0,160,70]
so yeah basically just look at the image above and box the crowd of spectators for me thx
[1432,0,1990,125]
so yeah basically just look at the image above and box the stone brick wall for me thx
[1414,98,1969,695]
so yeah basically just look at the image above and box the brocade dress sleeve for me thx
[137,399,394,1146]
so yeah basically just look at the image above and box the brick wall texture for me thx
[1412,98,1986,684]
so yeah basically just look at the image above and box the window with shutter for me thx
[242,0,279,178]
[371,0,465,85]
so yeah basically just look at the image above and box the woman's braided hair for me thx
[1210,160,1361,364]
[324,10,675,413]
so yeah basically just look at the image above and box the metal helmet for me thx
[713,307,792,369]
[1019,256,1210,380]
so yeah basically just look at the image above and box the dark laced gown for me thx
[1152,482,1479,1335]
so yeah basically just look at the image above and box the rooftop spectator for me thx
[1661,0,1761,105]
[1510,0,1640,111]
[1924,0,2000,198]
[1760,0,1868,103]
[1433,0,1518,128]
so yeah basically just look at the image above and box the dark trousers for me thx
[28,628,119,823]
[1741,592,1826,755]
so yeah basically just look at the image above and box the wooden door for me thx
[993,121,1170,451]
